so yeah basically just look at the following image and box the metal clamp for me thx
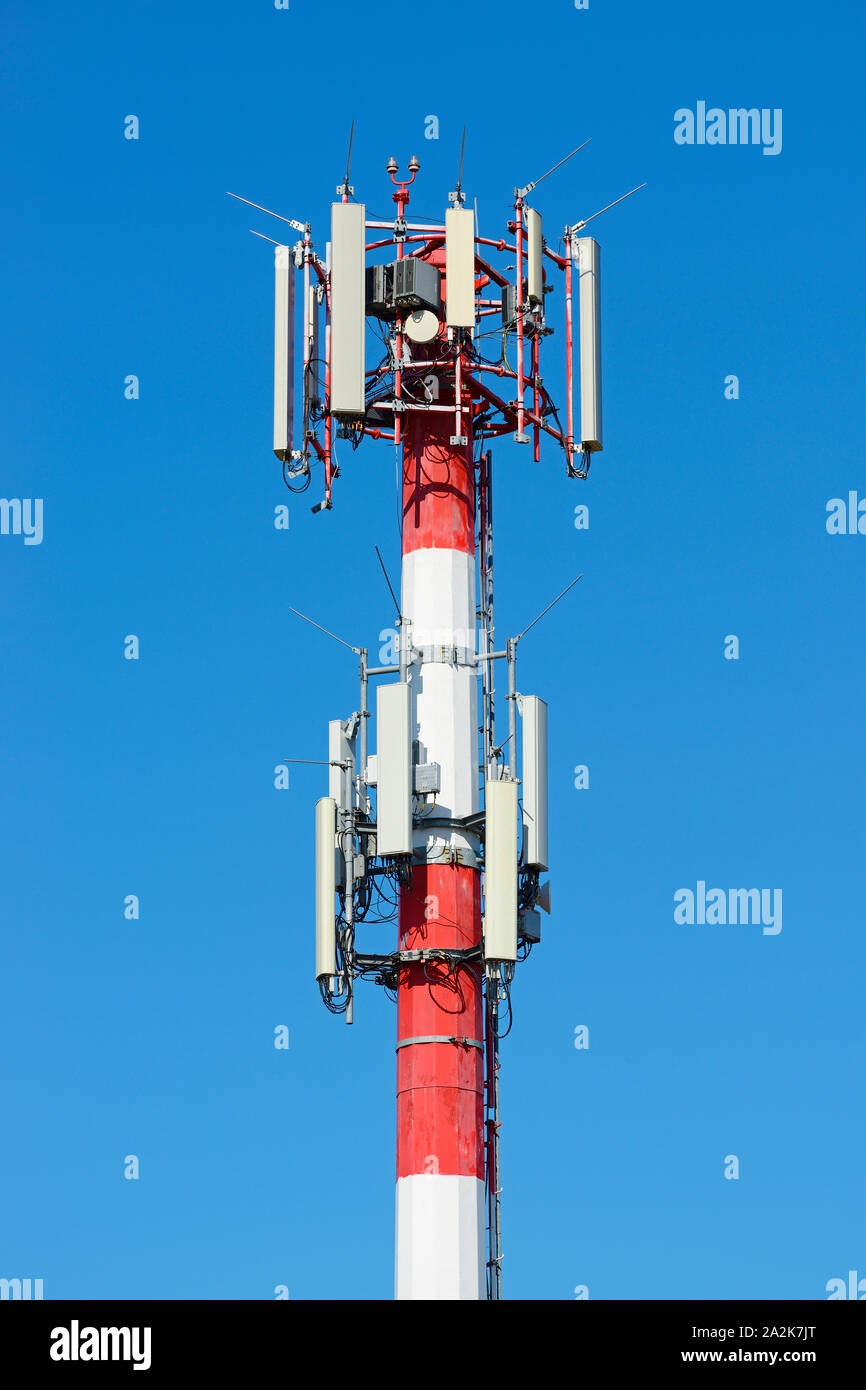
[414,643,476,668]
[394,946,480,963]
[396,1035,484,1051]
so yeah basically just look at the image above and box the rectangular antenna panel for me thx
[315,796,337,980]
[445,207,476,327]
[393,257,441,313]
[365,263,394,319]
[376,683,412,855]
[501,283,532,333]
[520,695,548,871]
[519,907,542,944]
[328,719,353,809]
[526,209,543,305]
[273,244,294,460]
[414,762,441,795]
[330,202,366,415]
[575,236,602,452]
[483,778,518,962]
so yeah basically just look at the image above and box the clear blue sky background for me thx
[2,0,864,1300]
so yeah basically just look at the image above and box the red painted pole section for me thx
[401,409,474,556]
[396,865,484,1177]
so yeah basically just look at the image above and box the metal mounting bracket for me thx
[396,1035,483,1051]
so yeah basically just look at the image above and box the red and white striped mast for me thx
[396,396,486,1299]
[388,161,485,1298]
[239,138,640,1298]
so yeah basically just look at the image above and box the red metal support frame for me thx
[323,245,332,504]
[514,197,526,440]
[564,230,574,457]
[532,328,541,463]
[388,165,418,452]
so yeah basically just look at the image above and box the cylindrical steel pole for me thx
[394,408,486,1300]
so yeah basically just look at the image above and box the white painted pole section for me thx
[401,548,478,851]
[395,1175,486,1300]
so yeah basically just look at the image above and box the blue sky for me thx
[1,0,864,1299]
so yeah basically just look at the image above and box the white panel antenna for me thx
[520,695,548,871]
[329,718,353,809]
[575,236,602,452]
[376,683,412,855]
[273,244,294,460]
[329,718,355,888]
[526,209,543,306]
[445,207,476,327]
[330,202,366,414]
[315,796,337,980]
[483,778,518,962]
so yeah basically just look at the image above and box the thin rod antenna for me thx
[282,758,348,767]
[516,573,583,642]
[457,126,466,193]
[571,182,646,233]
[288,605,360,653]
[249,228,281,245]
[518,139,591,198]
[374,545,401,621]
[344,119,355,188]
[227,191,304,230]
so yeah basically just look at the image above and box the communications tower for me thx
[232,142,640,1299]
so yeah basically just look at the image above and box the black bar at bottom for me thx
[1,1299,861,1377]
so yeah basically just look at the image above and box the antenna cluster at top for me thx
[228,132,644,511]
